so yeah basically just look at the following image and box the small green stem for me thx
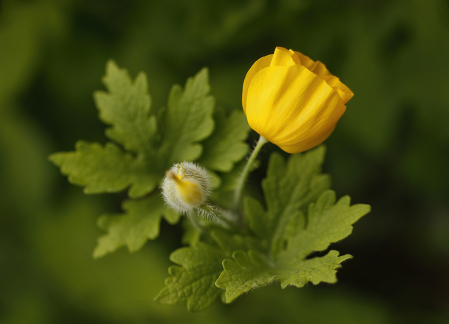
[233,135,268,210]
[189,211,203,232]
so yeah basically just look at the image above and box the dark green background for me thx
[1,0,448,323]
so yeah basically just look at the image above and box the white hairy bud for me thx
[161,162,212,214]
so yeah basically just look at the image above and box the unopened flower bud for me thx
[161,162,211,214]
[243,47,353,153]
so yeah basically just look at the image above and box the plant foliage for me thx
[50,61,250,257]
[156,148,370,310]
[51,62,369,311]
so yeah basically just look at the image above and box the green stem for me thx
[233,135,268,210]
[189,211,203,232]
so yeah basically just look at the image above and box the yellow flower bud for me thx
[166,171,205,207]
[161,162,211,214]
[242,47,354,153]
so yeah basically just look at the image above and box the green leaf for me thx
[157,228,262,311]
[51,63,247,257]
[217,250,276,303]
[216,250,351,303]
[245,146,331,252]
[210,229,264,255]
[51,61,163,198]
[157,68,215,166]
[216,148,370,303]
[277,190,371,264]
[51,64,218,202]
[278,250,352,289]
[93,194,179,258]
[49,141,157,198]
[154,242,225,312]
[197,108,250,172]
[93,61,157,155]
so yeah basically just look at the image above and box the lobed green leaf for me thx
[198,108,250,172]
[216,250,276,303]
[246,146,331,254]
[276,190,370,265]
[156,229,264,310]
[94,61,157,155]
[216,148,370,303]
[154,242,225,312]
[278,251,353,289]
[49,141,157,198]
[216,249,352,303]
[51,62,253,258]
[157,68,215,166]
[93,194,179,258]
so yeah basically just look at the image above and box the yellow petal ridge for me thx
[270,47,299,67]
[293,51,354,104]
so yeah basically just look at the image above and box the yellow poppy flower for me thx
[242,47,353,153]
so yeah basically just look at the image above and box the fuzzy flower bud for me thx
[161,162,212,215]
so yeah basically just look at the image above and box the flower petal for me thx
[320,74,354,104]
[277,124,337,153]
[242,54,272,113]
[270,47,300,67]
[292,51,329,75]
[293,51,354,104]
[245,65,345,153]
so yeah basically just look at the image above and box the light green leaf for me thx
[94,60,157,155]
[93,194,179,258]
[198,108,250,172]
[52,61,162,199]
[245,146,331,252]
[216,149,370,303]
[210,229,264,256]
[157,68,215,166]
[49,141,157,198]
[278,251,352,289]
[154,242,225,312]
[216,250,276,303]
[51,63,239,257]
[157,228,262,311]
[277,190,370,264]
[216,250,351,303]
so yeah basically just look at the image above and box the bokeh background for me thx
[1,0,449,323]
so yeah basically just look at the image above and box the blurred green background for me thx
[1,0,449,323]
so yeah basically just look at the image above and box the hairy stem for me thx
[233,135,268,210]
